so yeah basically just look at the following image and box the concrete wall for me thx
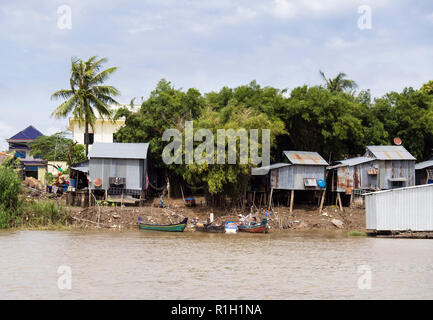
[69,118,126,150]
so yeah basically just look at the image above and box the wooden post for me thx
[180,185,185,202]
[289,190,294,215]
[319,189,326,213]
[105,189,108,201]
[349,192,353,208]
[268,188,274,210]
[88,189,91,207]
[337,192,343,211]
[121,192,124,207]
[252,191,256,207]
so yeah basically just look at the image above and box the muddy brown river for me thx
[0,230,432,299]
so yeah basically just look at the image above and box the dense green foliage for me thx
[29,132,86,166]
[0,167,71,229]
[0,166,22,228]
[114,76,433,199]
[51,56,120,156]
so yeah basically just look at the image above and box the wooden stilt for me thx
[289,190,294,215]
[349,192,353,208]
[319,189,326,213]
[337,192,343,211]
[287,191,290,206]
[88,189,91,207]
[268,188,274,210]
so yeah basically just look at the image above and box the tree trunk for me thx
[85,121,89,158]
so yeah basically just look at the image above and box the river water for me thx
[0,230,432,299]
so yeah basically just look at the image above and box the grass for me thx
[19,200,73,228]
[348,230,367,237]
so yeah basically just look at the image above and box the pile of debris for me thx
[23,176,43,191]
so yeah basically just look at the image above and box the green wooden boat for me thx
[138,217,188,232]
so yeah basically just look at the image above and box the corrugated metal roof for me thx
[328,157,374,169]
[89,143,149,159]
[365,145,416,160]
[415,160,433,170]
[283,151,328,166]
[251,163,291,175]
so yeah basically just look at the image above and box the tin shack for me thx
[251,151,328,212]
[88,142,149,202]
[327,145,416,205]
[415,158,433,185]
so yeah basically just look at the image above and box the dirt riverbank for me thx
[67,196,366,232]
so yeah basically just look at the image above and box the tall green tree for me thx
[282,85,387,160]
[114,79,205,169]
[319,70,357,93]
[372,87,433,160]
[29,132,86,166]
[51,56,120,156]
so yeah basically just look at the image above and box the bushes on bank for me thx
[0,166,22,228]
[20,200,72,227]
[0,166,72,229]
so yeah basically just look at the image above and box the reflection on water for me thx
[0,230,432,299]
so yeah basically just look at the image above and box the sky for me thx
[1,0,433,150]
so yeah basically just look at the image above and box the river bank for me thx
[68,196,366,233]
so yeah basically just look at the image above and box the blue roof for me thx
[7,126,43,141]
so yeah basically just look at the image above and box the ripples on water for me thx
[0,230,432,299]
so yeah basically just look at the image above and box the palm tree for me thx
[319,70,357,93]
[51,56,120,157]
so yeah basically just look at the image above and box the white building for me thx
[67,104,139,150]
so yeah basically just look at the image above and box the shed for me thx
[328,145,416,194]
[251,151,328,213]
[415,159,433,185]
[88,143,149,197]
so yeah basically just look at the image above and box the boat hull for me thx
[237,220,268,233]
[138,218,188,232]
[194,224,225,233]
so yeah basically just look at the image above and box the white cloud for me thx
[0,121,17,151]
[325,37,360,48]
[427,12,433,23]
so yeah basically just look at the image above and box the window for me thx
[14,151,26,159]
[84,133,94,145]
[391,181,404,189]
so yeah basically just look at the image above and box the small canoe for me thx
[194,222,225,233]
[237,218,268,233]
[138,217,188,232]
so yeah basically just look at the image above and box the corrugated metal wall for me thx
[334,161,379,192]
[365,184,433,231]
[377,160,415,189]
[270,165,326,190]
[333,160,415,192]
[89,158,146,191]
